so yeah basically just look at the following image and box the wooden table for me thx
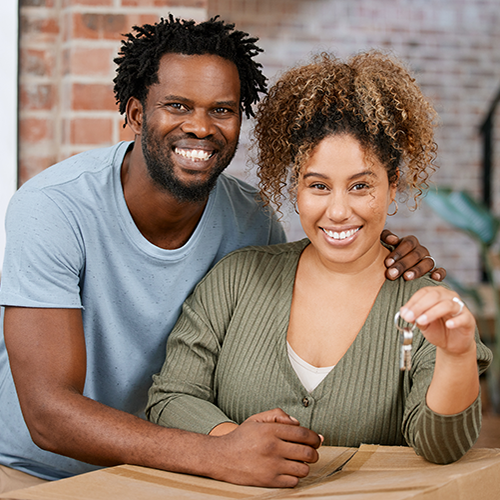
[2,445,500,499]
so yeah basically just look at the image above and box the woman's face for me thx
[296,134,397,270]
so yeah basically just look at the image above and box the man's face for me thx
[139,53,242,202]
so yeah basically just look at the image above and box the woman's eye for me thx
[311,183,328,190]
[352,182,369,191]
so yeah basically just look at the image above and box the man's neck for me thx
[120,146,208,250]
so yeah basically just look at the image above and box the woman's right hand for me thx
[245,408,301,426]
[209,408,301,436]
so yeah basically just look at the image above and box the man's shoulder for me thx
[215,173,262,205]
[19,142,130,192]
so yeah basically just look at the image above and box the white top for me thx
[287,341,335,393]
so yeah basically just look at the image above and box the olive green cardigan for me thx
[147,240,492,464]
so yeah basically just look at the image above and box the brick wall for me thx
[19,0,207,184]
[19,0,500,287]
[209,0,500,287]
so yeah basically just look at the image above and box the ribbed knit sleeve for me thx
[146,239,492,464]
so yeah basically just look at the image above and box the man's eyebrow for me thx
[161,95,239,108]
[213,100,239,108]
[162,94,190,102]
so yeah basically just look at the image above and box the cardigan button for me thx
[302,397,310,407]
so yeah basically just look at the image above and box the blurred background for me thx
[4,0,499,289]
[2,0,500,435]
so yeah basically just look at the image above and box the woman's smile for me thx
[296,135,397,270]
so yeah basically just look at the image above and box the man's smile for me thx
[174,147,215,162]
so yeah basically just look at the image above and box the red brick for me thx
[64,0,113,6]
[20,14,59,38]
[18,155,57,185]
[21,0,56,6]
[71,13,128,40]
[20,48,54,77]
[121,0,206,6]
[72,83,116,111]
[71,117,113,144]
[68,47,115,76]
[19,117,52,142]
[20,84,55,111]
[119,123,136,142]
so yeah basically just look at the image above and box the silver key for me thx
[394,312,415,371]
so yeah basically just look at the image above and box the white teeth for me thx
[175,147,213,161]
[323,228,359,240]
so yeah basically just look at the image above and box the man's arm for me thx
[4,307,321,488]
[381,230,446,282]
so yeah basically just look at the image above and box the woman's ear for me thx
[125,97,143,136]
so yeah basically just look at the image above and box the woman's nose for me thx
[326,193,351,221]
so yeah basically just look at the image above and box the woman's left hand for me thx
[399,286,476,356]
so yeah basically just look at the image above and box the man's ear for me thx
[126,97,143,136]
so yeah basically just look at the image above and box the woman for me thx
[147,51,491,465]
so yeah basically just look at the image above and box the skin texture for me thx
[5,54,443,487]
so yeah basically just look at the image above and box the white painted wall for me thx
[0,0,18,273]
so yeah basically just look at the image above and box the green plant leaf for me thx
[424,188,500,245]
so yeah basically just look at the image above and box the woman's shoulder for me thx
[218,238,309,268]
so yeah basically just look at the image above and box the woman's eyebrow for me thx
[303,170,377,180]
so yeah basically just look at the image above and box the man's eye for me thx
[213,107,233,115]
[167,103,187,111]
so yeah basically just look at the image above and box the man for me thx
[0,16,443,493]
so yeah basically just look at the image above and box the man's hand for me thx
[381,229,446,282]
[4,307,319,488]
[210,413,322,488]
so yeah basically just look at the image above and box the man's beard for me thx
[141,119,238,203]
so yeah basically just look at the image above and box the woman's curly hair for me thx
[113,15,267,120]
[253,51,438,213]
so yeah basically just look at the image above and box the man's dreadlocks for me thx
[113,15,267,120]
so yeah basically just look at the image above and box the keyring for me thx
[395,312,416,371]
[422,255,437,273]
[394,311,417,333]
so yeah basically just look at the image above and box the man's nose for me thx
[181,110,217,138]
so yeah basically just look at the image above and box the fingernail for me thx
[290,416,299,423]
[386,258,395,266]
[402,309,415,322]
[416,314,428,325]
[319,434,324,444]
[446,319,455,328]
[404,271,415,280]
[388,268,399,278]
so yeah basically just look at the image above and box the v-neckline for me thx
[276,241,392,397]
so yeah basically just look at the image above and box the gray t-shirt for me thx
[0,141,285,480]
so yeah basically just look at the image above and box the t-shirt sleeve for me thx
[0,188,84,309]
